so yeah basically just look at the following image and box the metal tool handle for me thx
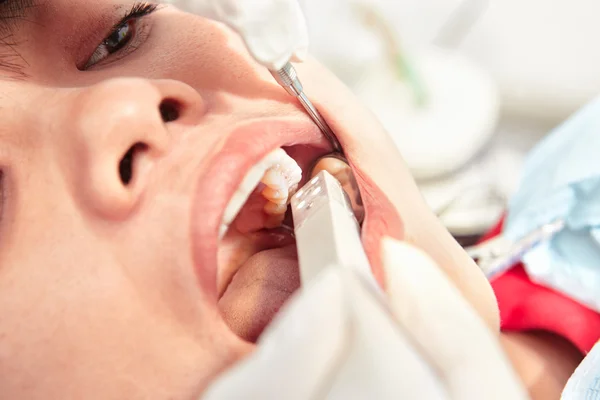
[271,63,343,153]
[467,219,566,279]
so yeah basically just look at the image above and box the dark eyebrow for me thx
[0,0,39,79]
[0,0,38,33]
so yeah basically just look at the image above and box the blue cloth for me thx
[504,95,600,312]
[562,340,600,399]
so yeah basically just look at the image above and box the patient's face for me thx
[0,0,499,398]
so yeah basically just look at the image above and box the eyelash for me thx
[83,2,159,69]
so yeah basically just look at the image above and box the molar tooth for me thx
[264,202,288,215]
[262,187,288,203]
[311,157,351,184]
[258,150,302,224]
[261,168,288,188]
[219,147,302,238]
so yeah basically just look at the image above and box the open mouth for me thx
[191,118,399,343]
[217,144,333,342]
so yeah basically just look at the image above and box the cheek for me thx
[146,13,289,103]
[0,243,195,396]
[0,234,252,397]
[0,245,136,372]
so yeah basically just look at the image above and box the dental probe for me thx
[291,170,381,295]
[271,63,343,154]
[272,63,366,226]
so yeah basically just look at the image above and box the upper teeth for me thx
[219,148,302,238]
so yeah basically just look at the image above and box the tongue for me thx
[218,245,300,343]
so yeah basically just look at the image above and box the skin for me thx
[0,0,582,398]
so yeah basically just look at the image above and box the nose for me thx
[63,78,206,220]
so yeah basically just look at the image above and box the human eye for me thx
[83,2,160,70]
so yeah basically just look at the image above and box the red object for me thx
[484,218,600,354]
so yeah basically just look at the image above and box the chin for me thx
[187,114,404,344]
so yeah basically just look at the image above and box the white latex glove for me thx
[202,238,528,399]
[164,0,309,70]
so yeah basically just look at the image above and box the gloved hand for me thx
[202,238,528,399]
[164,0,309,70]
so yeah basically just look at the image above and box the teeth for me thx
[261,187,288,203]
[264,202,288,214]
[219,148,302,238]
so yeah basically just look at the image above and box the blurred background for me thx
[299,0,600,244]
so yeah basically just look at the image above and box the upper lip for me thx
[190,117,332,298]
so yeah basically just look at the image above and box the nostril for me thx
[119,143,147,185]
[159,99,181,123]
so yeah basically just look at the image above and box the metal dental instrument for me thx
[465,219,566,280]
[291,170,383,298]
[272,62,366,225]
[271,62,343,154]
